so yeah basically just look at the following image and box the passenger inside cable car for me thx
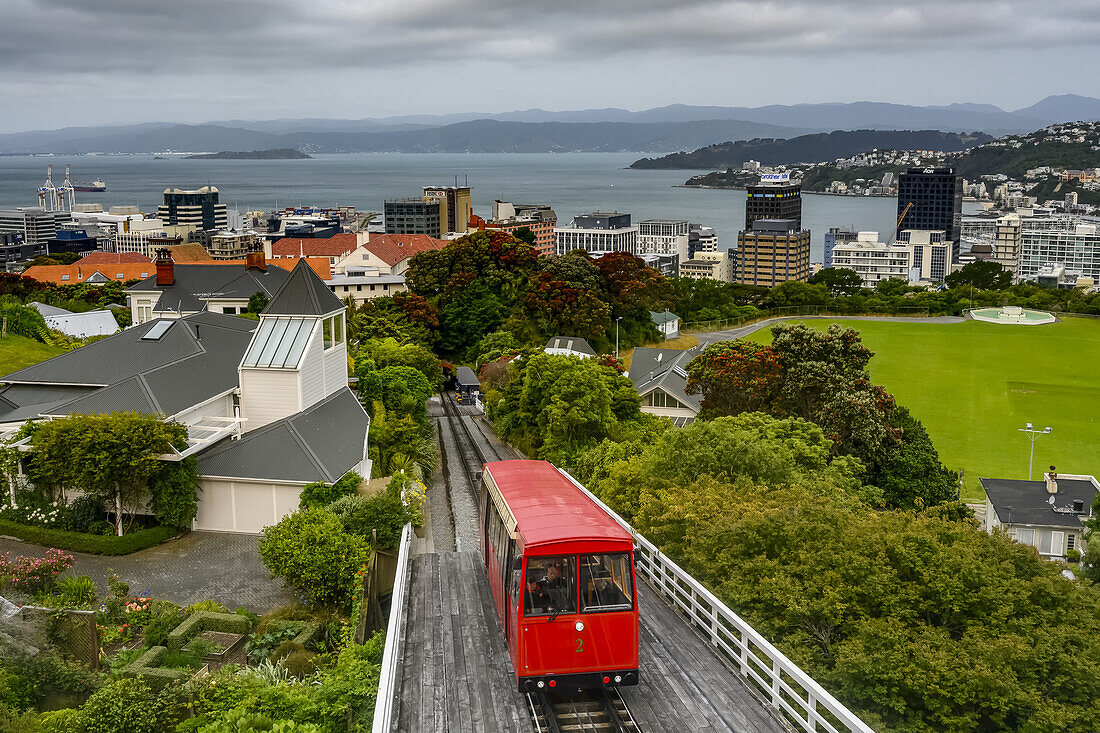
[524,555,576,616]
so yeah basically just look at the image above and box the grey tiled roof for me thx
[628,346,702,413]
[544,336,597,356]
[262,258,344,316]
[128,263,293,313]
[0,312,257,422]
[456,367,479,387]
[981,477,1097,529]
[197,388,368,484]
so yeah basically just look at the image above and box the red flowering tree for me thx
[594,251,671,319]
[522,272,610,341]
[686,341,783,418]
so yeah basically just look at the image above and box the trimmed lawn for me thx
[747,317,1100,502]
[0,334,64,375]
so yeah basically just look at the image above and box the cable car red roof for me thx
[484,460,634,550]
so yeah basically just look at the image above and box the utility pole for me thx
[1018,423,1052,480]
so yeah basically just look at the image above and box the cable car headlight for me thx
[575,621,584,632]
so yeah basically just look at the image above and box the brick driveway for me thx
[0,531,296,612]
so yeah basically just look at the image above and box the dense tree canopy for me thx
[944,260,1012,290]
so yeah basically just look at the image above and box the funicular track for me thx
[528,689,640,733]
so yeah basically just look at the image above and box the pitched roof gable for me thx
[271,233,357,258]
[363,234,447,266]
[262,258,343,316]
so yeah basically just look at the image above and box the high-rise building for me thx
[1019,223,1100,281]
[555,212,638,255]
[158,187,228,231]
[733,219,811,286]
[0,207,70,249]
[422,186,472,234]
[897,230,951,282]
[993,214,1022,277]
[384,199,442,237]
[823,226,858,269]
[638,219,690,263]
[896,168,962,261]
[745,182,802,231]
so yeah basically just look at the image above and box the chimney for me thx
[1072,499,1085,514]
[1045,465,1058,495]
[155,248,175,286]
[245,240,266,271]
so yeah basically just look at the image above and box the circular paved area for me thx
[0,531,296,612]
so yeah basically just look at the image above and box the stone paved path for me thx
[0,531,295,612]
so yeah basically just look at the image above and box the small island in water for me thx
[184,148,311,160]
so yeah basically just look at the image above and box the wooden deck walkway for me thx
[390,550,789,732]
[390,551,532,733]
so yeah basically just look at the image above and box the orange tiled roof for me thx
[363,234,447,266]
[22,263,155,285]
[75,252,152,265]
[164,244,214,262]
[271,233,357,258]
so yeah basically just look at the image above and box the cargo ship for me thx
[73,179,106,192]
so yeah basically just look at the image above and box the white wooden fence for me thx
[371,522,413,733]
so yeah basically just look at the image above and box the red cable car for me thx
[479,460,639,692]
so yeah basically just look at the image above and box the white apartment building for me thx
[638,219,690,262]
[830,232,912,288]
[555,222,638,255]
[692,226,719,253]
[1018,223,1100,282]
[113,220,169,256]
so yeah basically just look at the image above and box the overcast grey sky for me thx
[2,0,1095,132]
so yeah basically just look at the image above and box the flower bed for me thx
[0,520,177,555]
[0,547,73,594]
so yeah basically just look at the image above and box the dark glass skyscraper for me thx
[896,168,962,261]
[745,183,801,231]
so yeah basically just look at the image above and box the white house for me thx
[0,259,370,534]
[649,310,681,340]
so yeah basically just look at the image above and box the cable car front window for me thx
[581,553,634,612]
[523,555,576,617]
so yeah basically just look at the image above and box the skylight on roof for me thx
[141,321,174,341]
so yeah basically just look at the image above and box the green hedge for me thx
[166,611,252,651]
[292,621,321,648]
[0,521,177,556]
[122,646,188,690]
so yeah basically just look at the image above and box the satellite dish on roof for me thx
[1048,495,1056,505]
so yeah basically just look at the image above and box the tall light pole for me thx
[1018,423,1052,480]
[615,317,623,358]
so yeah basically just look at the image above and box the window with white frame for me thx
[1016,528,1035,546]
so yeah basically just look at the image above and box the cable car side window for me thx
[524,555,577,617]
[580,553,634,612]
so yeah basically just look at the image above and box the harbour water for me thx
[0,153,982,262]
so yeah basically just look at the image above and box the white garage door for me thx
[195,479,304,534]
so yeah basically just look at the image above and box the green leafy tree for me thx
[945,260,1012,290]
[809,267,865,297]
[511,227,536,247]
[355,366,433,425]
[247,291,269,314]
[146,457,202,529]
[472,329,521,369]
[355,338,443,388]
[25,413,192,535]
[258,508,368,609]
[438,283,506,354]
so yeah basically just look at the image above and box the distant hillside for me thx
[952,141,1100,179]
[0,119,811,155]
[184,148,311,159]
[630,130,992,169]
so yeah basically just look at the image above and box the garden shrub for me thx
[103,572,129,623]
[142,601,183,647]
[51,676,184,733]
[280,649,319,679]
[0,548,73,595]
[196,709,323,733]
[0,521,176,556]
[55,575,97,606]
[122,647,188,690]
[298,472,361,509]
[258,509,368,610]
[247,620,304,664]
[0,653,99,713]
[325,492,416,549]
[63,495,105,534]
[167,611,252,651]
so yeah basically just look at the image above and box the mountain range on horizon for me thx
[4,94,1100,155]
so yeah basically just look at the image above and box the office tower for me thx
[422,186,472,234]
[745,182,802,231]
[733,219,811,286]
[384,199,442,237]
[896,168,962,261]
[158,186,228,231]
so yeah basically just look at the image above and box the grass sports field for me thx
[746,317,1100,502]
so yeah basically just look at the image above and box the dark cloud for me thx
[0,0,1094,130]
